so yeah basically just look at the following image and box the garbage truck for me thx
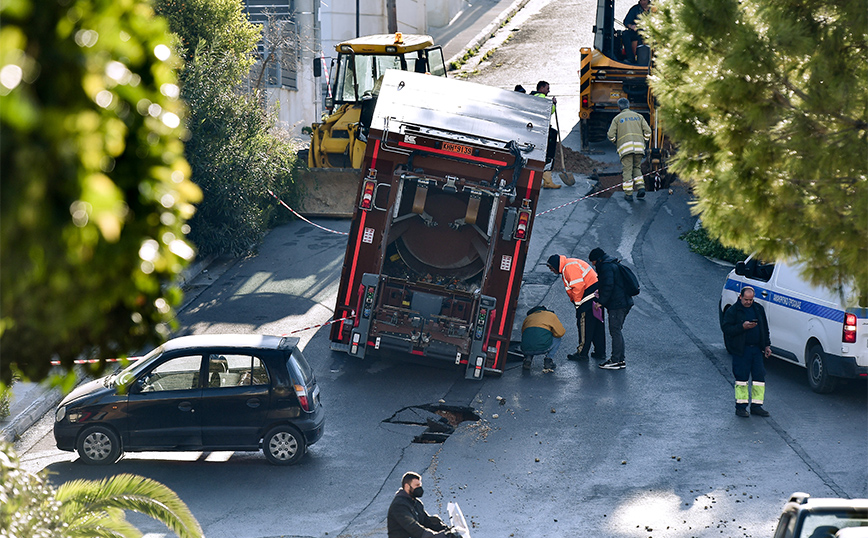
[299,33,448,217]
[328,70,551,379]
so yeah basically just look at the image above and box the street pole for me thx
[386,0,397,33]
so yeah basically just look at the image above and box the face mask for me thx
[412,486,424,498]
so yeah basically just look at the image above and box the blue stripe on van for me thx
[724,278,845,323]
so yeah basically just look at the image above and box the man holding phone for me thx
[721,286,772,417]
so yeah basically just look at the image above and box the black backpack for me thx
[616,262,640,296]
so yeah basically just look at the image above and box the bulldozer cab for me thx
[327,33,447,109]
[592,0,651,65]
[302,34,447,217]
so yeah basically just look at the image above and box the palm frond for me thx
[56,474,203,538]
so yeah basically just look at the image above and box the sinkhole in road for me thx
[383,404,480,443]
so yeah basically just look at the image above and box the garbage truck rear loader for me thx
[329,70,551,379]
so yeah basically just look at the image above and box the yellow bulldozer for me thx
[578,0,672,190]
[299,33,447,216]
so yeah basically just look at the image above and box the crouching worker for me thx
[388,472,459,538]
[521,305,566,373]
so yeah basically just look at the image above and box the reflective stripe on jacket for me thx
[556,255,598,305]
[607,109,651,157]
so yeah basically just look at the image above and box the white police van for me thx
[719,256,868,393]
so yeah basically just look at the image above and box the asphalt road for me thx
[14,0,867,536]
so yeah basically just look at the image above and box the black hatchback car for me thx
[54,334,324,465]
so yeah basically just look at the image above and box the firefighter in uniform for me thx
[546,254,604,361]
[607,97,651,201]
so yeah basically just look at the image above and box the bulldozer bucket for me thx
[296,168,363,218]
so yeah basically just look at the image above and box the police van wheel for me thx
[806,344,836,394]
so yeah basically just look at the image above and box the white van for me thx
[719,256,868,393]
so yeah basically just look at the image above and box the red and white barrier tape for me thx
[284,315,354,335]
[50,317,358,365]
[535,164,670,218]
[267,190,349,236]
[51,357,141,366]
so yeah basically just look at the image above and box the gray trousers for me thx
[608,306,631,361]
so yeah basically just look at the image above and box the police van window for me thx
[744,258,775,282]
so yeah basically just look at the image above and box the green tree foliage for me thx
[644,0,867,298]
[154,0,303,257]
[0,0,202,387]
[0,443,204,538]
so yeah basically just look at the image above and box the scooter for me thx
[447,502,471,538]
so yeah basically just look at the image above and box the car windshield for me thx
[289,348,314,386]
[798,510,868,538]
[114,345,163,387]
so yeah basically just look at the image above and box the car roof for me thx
[800,498,868,509]
[162,334,298,353]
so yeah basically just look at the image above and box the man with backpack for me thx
[589,247,639,370]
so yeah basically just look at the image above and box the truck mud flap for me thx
[465,295,496,380]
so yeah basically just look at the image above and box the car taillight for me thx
[359,179,376,210]
[843,313,857,344]
[294,384,311,412]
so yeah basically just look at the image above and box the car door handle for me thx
[246,398,260,408]
[761,290,768,298]
[178,402,194,412]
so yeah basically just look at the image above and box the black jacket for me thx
[721,299,771,355]
[387,490,447,538]
[596,255,634,310]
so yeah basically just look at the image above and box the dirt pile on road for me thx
[559,146,616,174]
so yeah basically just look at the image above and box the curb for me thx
[445,0,531,70]
[1,386,62,443]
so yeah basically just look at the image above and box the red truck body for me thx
[329,70,551,379]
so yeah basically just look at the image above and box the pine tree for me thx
[644,0,867,299]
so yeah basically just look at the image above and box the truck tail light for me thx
[581,95,589,110]
[294,384,312,412]
[359,179,376,210]
[350,332,361,354]
[475,309,488,340]
[514,209,531,241]
[363,286,376,318]
[473,356,484,378]
[843,313,857,343]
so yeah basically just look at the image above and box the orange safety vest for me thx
[556,255,598,305]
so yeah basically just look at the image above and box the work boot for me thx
[624,193,633,201]
[637,188,646,199]
[735,408,749,418]
[542,171,561,189]
[522,357,533,370]
[543,357,556,372]
[750,405,770,417]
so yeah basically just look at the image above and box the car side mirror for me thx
[735,261,746,276]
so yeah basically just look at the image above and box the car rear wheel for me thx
[263,425,306,465]
[77,425,122,465]
[806,344,837,394]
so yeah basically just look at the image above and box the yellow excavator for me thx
[577,0,672,190]
[299,33,447,216]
